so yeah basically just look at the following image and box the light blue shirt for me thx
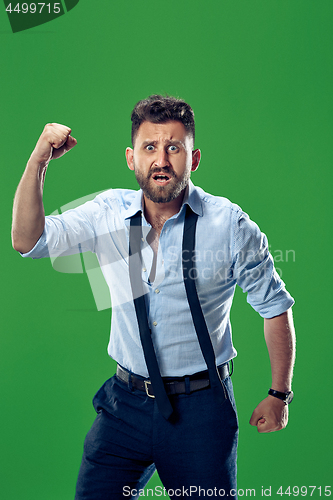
[23,181,294,377]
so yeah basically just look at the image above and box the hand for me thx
[249,395,288,433]
[30,123,77,165]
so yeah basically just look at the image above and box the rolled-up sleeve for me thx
[233,211,294,318]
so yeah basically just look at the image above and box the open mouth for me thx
[151,172,172,184]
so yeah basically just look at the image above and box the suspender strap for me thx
[129,212,173,420]
[182,205,226,404]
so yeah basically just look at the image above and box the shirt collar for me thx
[124,180,203,220]
[124,188,144,220]
[182,180,203,217]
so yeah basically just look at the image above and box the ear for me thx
[125,147,134,171]
[191,149,201,172]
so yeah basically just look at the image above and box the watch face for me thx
[286,391,294,404]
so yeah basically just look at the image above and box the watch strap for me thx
[268,388,294,404]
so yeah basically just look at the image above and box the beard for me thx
[134,162,191,204]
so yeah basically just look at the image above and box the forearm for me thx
[249,309,295,432]
[264,308,296,392]
[11,157,47,254]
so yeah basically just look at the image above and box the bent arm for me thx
[11,123,77,254]
[249,308,296,433]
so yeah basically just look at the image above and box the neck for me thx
[143,189,186,233]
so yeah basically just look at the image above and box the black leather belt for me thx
[116,363,230,398]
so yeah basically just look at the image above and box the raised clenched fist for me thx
[30,123,77,164]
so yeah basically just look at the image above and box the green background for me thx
[1,1,332,498]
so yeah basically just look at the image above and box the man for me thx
[12,95,295,500]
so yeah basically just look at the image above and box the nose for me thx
[154,148,170,168]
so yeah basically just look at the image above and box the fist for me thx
[249,395,289,433]
[30,123,77,164]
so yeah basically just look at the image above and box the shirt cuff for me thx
[20,230,49,259]
[252,291,295,318]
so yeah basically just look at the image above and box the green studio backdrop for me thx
[1,1,332,499]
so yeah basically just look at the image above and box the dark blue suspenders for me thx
[129,206,226,420]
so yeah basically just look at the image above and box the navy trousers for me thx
[74,372,239,500]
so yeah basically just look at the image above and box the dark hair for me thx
[131,94,195,146]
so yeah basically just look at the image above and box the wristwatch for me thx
[268,389,294,404]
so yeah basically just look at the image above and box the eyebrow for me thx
[141,139,185,148]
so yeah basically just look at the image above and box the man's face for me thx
[126,121,200,204]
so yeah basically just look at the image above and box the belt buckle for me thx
[144,380,155,398]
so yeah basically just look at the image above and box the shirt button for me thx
[153,321,157,326]
[143,267,147,272]
[141,238,144,242]
[154,289,160,294]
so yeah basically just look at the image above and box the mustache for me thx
[147,166,176,179]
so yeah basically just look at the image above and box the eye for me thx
[168,145,178,152]
[146,145,154,151]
